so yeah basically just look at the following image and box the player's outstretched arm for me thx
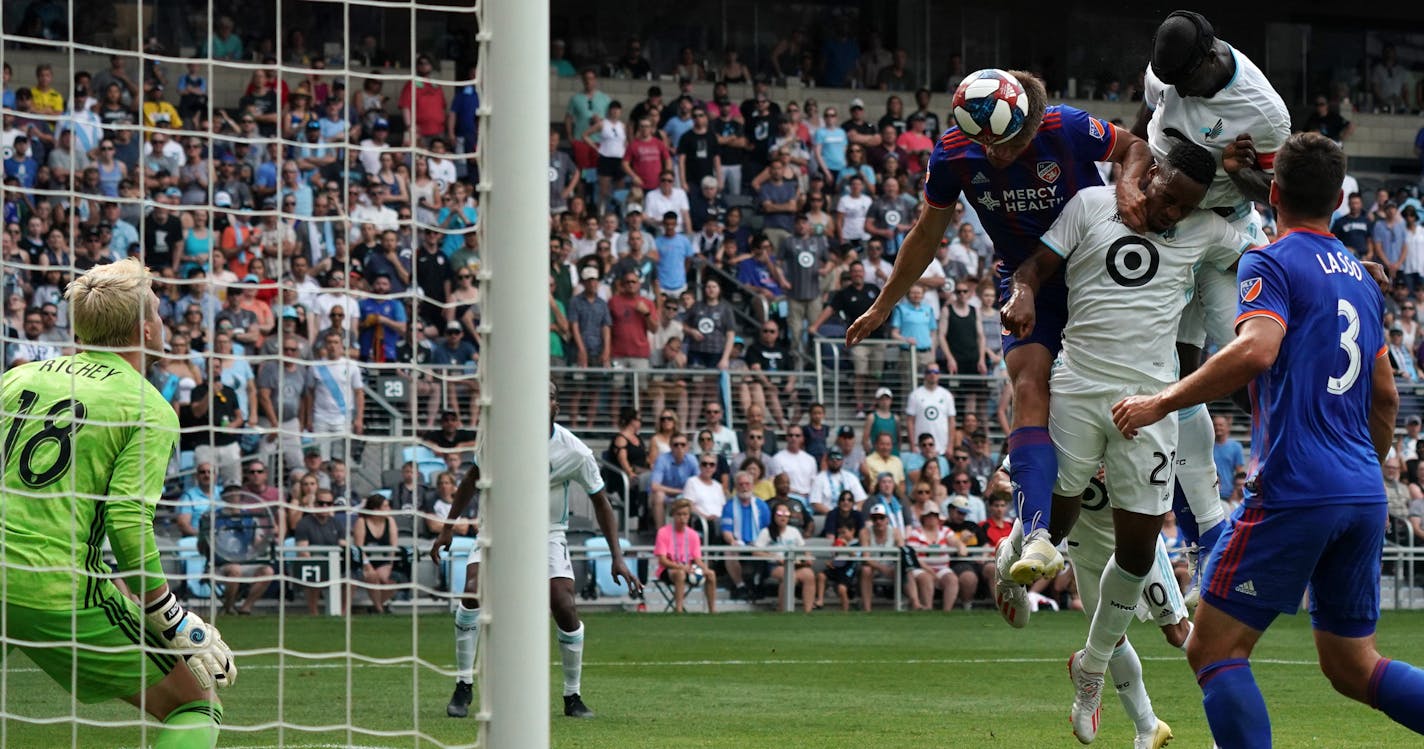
[589,489,643,594]
[846,204,955,346]
[1000,244,1064,339]
[1370,350,1400,461]
[431,461,481,563]
[1112,316,1284,438]
[1107,125,1152,232]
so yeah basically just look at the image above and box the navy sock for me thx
[1369,658,1424,734]
[1173,479,1200,547]
[1197,658,1271,749]
[1008,427,1056,535]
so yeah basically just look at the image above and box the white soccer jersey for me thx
[549,423,604,533]
[1041,186,1249,389]
[1143,46,1291,210]
[905,385,956,453]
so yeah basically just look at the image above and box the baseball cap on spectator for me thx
[733,335,745,346]
[1409,415,1423,425]
[948,495,971,513]
[214,191,233,207]
[282,307,299,320]
[303,444,322,456]
[699,175,718,190]
[626,207,642,217]
[919,505,941,517]
[828,449,843,461]
[876,471,894,482]
[446,320,463,332]
[837,425,855,439]
[868,504,889,518]
[373,117,389,130]
[580,266,599,281]
[1386,201,1398,209]
[163,186,181,199]
[243,274,260,283]
[262,196,277,209]
[306,120,321,131]
[875,387,893,400]
[849,98,865,111]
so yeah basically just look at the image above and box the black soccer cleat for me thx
[447,681,473,718]
[563,693,594,718]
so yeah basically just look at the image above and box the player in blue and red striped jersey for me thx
[1113,133,1424,748]
[847,68,1153,616]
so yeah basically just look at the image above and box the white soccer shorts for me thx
[1177,208,1264,348]
[1069,504,1187,627]
[1050,379,1177,517]
[1175,406,1226,532]
[464,534,575,580]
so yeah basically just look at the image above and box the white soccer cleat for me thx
[1010,528,1065,585]
[1134,718,1174,749]
[1068,649,1104,744]
[993,539,1030,629]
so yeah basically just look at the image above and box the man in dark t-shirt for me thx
[1331,192,1372,260]
[810,261,885,415]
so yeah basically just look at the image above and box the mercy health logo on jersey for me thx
[1036,161,1061,184]
[978,185,1063,214]
[1239,276,1263,303]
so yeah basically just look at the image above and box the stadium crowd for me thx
[6,10,1424,613]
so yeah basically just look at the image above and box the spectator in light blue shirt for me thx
[651,435,699,528]
[175,462,221,537]
[720,471,771,596]
[1211,413,1245,501]
[890,285,937,356]
[813,109,849,181]
[663,100,695,150]
[653,212,695,295]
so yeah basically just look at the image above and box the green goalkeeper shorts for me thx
[4,588,179,703]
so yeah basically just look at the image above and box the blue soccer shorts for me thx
[995,271,1068,357]
[1201,502,1384,638]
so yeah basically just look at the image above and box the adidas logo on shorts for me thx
[1234,580,1257,597]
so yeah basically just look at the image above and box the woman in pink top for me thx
[655,499,718,613]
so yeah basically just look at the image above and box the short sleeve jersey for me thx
[923,105,1114,278]
[1235,231,1386,509]
[0,352,179,609]
[1143,46,1290,211]
[1040,185,1249,389]
[549,423,604,532]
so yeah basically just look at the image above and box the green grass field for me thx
[4,608,1423,748]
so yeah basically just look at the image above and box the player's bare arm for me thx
[845,204,955,346]
[1112,316,1284,438]
[1221,132,1271,204]
[1000,244,1065,339]
[1370,350,1401,461]
[1108,125,1152,232]
[589,488,642,594]
[431,461,481,564]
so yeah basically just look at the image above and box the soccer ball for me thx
[951,69,1030,145]
[687,565,705,586]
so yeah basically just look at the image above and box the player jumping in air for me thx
[847,67,1154,610]
[1114,133,1424,749]
[430,382,641,720]
[1003,141,1253,743]
[1130,10,1291,603]
[0,258,235,749]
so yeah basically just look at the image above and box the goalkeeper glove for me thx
[144,590,237,690]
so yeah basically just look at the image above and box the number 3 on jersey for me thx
[2,389,87,488]
[1328,299,1361,395]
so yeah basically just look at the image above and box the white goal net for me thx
[0,0,549,746]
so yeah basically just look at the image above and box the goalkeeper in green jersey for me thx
[0,259,234,748]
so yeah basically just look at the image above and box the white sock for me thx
[454,604,480,685]
[1083,556,1147,673]
[1108,639,1158,735]
[557,623,585,697]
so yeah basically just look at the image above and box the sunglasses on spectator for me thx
[954,478,971,485]
[244,468,266,474]
[315,500,335,507]
[954,453,969,460]
[660,416,675,421]
[701,462,717,468]
[457,273,472,279]
[100,146,115,151]
[914,489,930,495]
[672,441,688,447]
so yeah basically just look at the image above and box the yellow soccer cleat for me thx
[1009,529,1065,585]
[1134,719,1173,749]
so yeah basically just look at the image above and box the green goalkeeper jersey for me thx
[0,351,178,610]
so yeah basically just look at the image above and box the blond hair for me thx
[65,257,153,348]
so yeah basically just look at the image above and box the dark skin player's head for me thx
[1141,141,1216,233]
